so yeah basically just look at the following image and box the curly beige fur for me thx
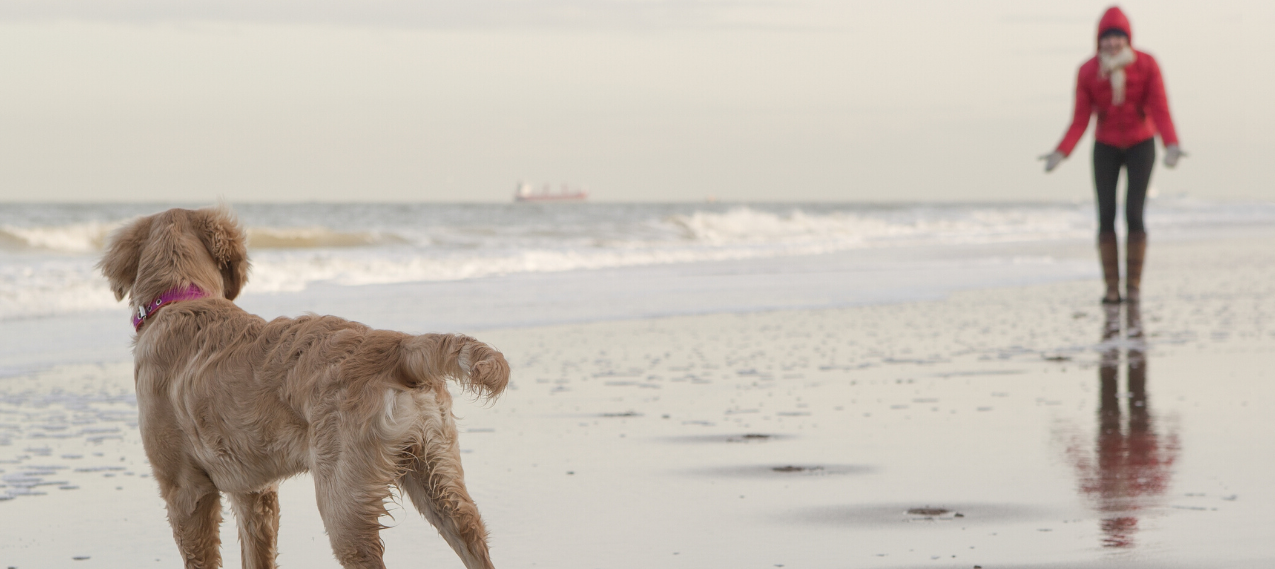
[98,207,509,569]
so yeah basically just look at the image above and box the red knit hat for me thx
[1097,6,1133,47]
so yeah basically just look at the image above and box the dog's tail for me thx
[396,334,509,400]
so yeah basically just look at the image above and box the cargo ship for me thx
[514,181,588,202]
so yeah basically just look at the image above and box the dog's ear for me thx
[193,206,250,300]
[97,215,155,302]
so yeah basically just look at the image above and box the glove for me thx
[1039,151,1065,173]
[1164,144,1186,168]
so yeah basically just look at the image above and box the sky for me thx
[0,0,1271,203]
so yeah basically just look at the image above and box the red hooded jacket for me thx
[1055,7,1179,156]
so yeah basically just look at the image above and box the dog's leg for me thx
[137,370,225,568]
[398,435,495,569]
[157,470,224,569]
[229,485,280,569]
[313,468,393,569]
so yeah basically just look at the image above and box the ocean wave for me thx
[245,243,838,292]
[669,208,866,245]
[0,223,116,253]
[3,200,1272,321]
[246,227,408,249]
[0,222,407,253]
[665,206,1091,247]
[0,244,841,319]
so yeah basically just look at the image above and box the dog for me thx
[98,206,509,569]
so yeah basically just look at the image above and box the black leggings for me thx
[1093,138,1155,234]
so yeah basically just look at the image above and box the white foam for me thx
[0,260,119,319]
[246,245,803,292]
[667,206,1095,248]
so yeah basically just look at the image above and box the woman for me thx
[1041,6,1185,304]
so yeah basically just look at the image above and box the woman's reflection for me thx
[1068,303,1179,548]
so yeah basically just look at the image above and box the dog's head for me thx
[98,206,250,306]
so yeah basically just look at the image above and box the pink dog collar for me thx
[132,284,209,330]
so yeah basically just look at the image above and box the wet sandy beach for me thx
[2,229,1274,568]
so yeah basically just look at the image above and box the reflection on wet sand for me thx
[1065,303,1180,548]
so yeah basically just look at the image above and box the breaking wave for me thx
[3,199,1273,320]
[0,223,115,253]
[0,223,406,253]
[666,206,1090,247]
[246,227,408,249]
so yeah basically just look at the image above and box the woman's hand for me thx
[1039,151,1065,173]
[1164,145,1186,168]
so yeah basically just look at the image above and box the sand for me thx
[2,228,1274,568]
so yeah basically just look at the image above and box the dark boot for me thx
[1126,231,1146,303]
[1098,231,1121,304]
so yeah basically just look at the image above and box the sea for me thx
[1,198,1273,374]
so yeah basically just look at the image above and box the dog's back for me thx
[136,299,506,488]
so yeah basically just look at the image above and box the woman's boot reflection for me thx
[1078,304,1178,549]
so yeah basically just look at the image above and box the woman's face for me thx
[1099,34,1129,56]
